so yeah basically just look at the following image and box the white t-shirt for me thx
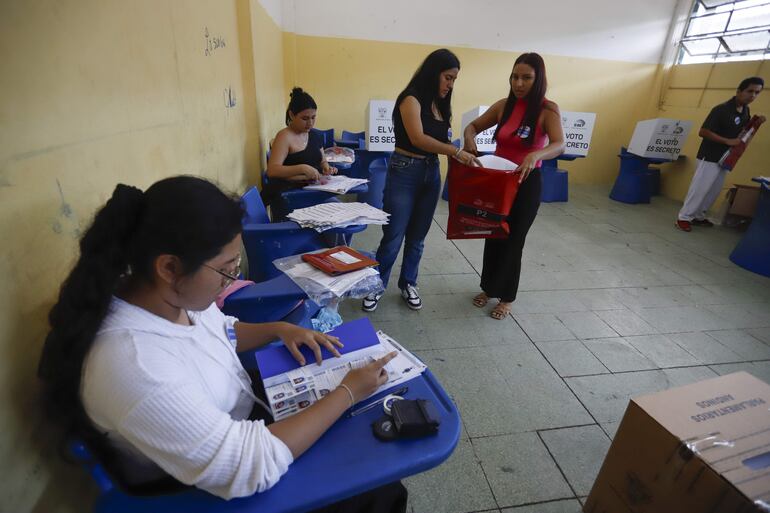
[81,297,294,499]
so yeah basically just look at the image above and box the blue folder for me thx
[256,317,381,379]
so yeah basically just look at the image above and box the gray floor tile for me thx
[634,305,732,333]
[702,303,770,329]
[556,311,618,339]
[600,421,621,440]
[594,309,658,336]
[665,331,745,365]
[502,499,584,512]
[536,340,609,377]
[747,327,770,345]
[566,366,718,423]
[623,334,701,368]
[510,290,588,315]
[417,316,529,350]
[708,361,770,384]
[705,330,770,360]
[418,346,591,437]
[405,437,497,513]
[539,425,611,496]
[582,338,657,372]
[473,432,573,507]
[513,313,575,342]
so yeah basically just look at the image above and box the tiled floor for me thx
[339,184,770,513]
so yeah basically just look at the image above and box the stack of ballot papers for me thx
[256,318,427,421]
[287,202,389,231]
[303,175,369,194]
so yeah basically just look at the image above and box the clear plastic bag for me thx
[273,252,384,306]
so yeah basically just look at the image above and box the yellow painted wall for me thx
[281,34,663,185]
[659,60,770,205]
[0,0,283,510]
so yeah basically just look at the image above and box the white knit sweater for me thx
[81,297,294,499]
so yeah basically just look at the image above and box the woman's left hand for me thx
[278,324,343,366]
[322,162,337,175]
[517,153,539,183]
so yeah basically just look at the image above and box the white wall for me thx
[273,0,681,64]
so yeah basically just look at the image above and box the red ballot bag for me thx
[718,115,764,171]
[446,159,521,239]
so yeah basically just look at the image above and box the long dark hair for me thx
[285,87,317,125]
[395,48,460,122]
[493,52,548,146]
[38,176,243,432]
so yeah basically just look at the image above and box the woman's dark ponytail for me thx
[38,184,145,421]
[38,176,243,433]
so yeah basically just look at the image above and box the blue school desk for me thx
[92,369,461,513]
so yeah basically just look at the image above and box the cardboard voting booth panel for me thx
[461,106,497,153]
[366,100,396,151]
[628,118,692,160]
[585,372,770,513]
[561,111,596,156]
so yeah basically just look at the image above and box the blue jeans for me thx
[375,153,441,289]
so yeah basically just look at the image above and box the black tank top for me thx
[283,129,323,171]
[393,93,450,157]
[261,129,323,206]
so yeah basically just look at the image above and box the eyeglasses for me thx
[203,254,242,288]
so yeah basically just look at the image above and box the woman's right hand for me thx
[464,138,479,157]
[300,164,321,182]
[454,149,482,167]
[339,352,398,404]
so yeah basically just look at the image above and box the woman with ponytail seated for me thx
[262,87,336,209]
[38,176,407,510]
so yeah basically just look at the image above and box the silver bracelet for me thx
[338,383,355,407]
[454,146,462,158]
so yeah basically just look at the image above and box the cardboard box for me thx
[728,185,761,218]
[365,100,396,151]
[627,118,692,160]
[461,106,497,153]
[585,372,770,513]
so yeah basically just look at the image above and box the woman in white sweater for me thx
[38,176,406,511]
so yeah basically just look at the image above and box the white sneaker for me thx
[362,292,383,312]
[401,285,422,310]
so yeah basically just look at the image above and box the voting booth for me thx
[561,111,597,157]
[627,118,692,160]
[366,100,396,151]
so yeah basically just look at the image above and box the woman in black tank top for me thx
[262,88,336,208]
[362,49,480,313]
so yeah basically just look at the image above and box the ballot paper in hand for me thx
[261,326,427,421]
[303,175,369,194]
[477,154,518,171]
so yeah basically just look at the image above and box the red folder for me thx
[302,246,378,276]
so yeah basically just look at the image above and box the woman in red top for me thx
[463,53,565,320]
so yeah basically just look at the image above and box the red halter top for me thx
[494,99,549,167]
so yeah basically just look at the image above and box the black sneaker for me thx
[692,218,714,227]
[362,292,383,312]
[401,285,422,310]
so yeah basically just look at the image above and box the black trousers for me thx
[480,168,542,302]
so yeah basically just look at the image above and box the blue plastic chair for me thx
[337,130,365,149]
[730,179,770,278]
[220,187,322,324]
[310,128,335,148]
[540,159,569,203]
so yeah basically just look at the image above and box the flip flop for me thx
[472,292,489,308]
[490,302,511,320]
